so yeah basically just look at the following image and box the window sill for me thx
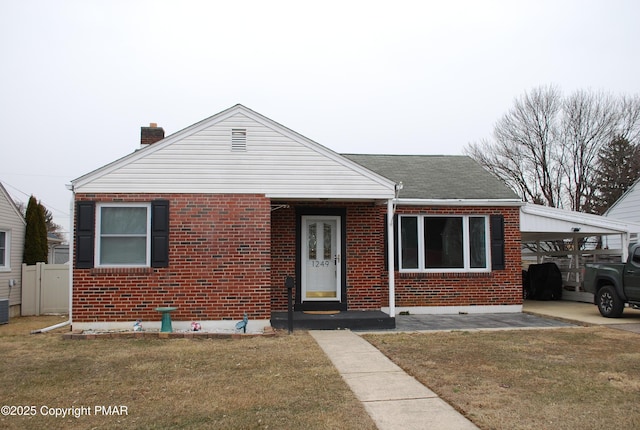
[90,267,153,275]
[398,271,492,279]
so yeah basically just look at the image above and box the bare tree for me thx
[466,86,640,212]
[467,85,563,207]
[560,90,618,212]
[618,94,640,144]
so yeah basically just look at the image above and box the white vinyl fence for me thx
[21,263,69,315]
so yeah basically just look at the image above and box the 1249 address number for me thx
[310,260,331,267]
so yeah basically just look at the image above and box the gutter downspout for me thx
[386,182,402,318]
[387,199,395,318]
[622,231,629,263]
[31,184,74,334]
[30,319,70,334]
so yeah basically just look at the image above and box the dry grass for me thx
[364,327,640,430]
[0,317,375,430]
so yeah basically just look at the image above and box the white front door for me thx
[301,216,341,301]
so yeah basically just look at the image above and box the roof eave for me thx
[521,203,640,232]
[0,182,27,225]
[395,198,524,207]
[603,177,640,216]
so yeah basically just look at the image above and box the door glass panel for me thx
[323,223,332,260]
[308,223,317,260]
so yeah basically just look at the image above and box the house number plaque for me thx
[312,260,331,267]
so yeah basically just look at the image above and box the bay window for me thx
[399,215,490,272]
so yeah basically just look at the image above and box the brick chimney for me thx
[140,122,164,146]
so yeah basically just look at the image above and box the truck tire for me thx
[596,285,624,318]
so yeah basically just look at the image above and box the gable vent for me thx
[231,129,247,151]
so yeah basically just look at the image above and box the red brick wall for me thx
[344,204,386,309]
[270,202,386,311]
[391,205,522,308]
[271,203,522,311]
[72,193,271,322]
[74,195,522,322]
[270,204,296,310]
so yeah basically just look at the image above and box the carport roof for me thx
[521,203,640,242]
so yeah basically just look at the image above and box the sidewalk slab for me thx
[310,330,479,430]
[341,371,438,401]
[310,330,403,373]
[364,397,478,430]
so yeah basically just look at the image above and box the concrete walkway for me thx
[310,330,478,430]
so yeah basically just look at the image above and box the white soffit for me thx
[520,203,640,241]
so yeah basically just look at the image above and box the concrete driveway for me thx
[524,299,640,333]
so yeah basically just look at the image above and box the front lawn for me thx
[0,317,375,430]
[365,327,640,430]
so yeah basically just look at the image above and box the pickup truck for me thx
[583,243,640,317]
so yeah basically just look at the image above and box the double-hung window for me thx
[0,230,9,271]
[399,215,490,272]
[96,204,151,266]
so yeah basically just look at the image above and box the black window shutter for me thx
[75,201,95,269]
[151,200,170,268]
[490,214,505,270]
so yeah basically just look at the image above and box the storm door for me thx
[301,216,341,301]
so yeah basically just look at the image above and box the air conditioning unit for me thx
[0,300,9,324]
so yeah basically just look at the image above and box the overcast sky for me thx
[2,0,640,238]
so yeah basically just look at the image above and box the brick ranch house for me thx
[69,104,523,332]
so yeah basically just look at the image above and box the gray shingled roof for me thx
[342,154,520,200]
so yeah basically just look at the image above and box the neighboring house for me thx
[602,178,640,249]
[69,104,523,332]
[49,244,69,264]
[47,233,69,264]
[0,182,26,318]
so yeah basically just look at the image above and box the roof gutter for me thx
[395,198,524,207]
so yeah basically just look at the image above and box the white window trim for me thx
[398,215,491,273]
[0,229,10,272]
[95,203,151,267]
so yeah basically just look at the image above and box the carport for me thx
[520,203,640,302]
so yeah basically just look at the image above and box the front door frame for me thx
[295,207,347,311]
